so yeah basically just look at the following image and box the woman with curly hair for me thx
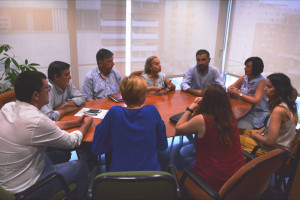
[175,83,245,192]
[243,73,298,152]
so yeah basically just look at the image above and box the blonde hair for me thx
[120,76,147,107]
[144,56,157,74]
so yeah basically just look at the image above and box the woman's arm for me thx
[238,80,266,105]
[165,77,175,91]
[228,75,245,91]
[175,99,205,138]
[250,106,284,147]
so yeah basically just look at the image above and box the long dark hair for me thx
[195,84,236,147]
[267,73,298,123]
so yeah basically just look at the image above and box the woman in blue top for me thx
[142,56,175,94]
[91,76,168,172]
[228,57,269,129]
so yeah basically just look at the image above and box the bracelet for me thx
[186,107,194,113]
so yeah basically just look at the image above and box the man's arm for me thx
[213,67,225,88]
[40,89,61,121]
[186,88,204,97]
[68,81,86,106]
[180,67,193,91]
[78,115,93,138]
[55,114,89,130]
[82,74,95,100]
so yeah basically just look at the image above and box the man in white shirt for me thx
[0,71,93,199]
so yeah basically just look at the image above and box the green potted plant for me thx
[0,44,39,93]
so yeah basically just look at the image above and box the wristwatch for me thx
[186,107,194,113]
[239,93,243,97]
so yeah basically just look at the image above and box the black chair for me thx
[87,166,179,200]
[0,173,76,200]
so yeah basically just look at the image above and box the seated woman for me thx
[175,84,245,192]
[91,76,168,172]
[228,57,269,130]
[142,56,175,94]
[240,73,298,155]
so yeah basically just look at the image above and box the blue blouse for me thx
[91,105,168,172]
[141,72,166,89]
[240,75,269,128]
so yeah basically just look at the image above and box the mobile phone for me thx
[87,109,100,113]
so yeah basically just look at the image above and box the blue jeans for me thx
[26,152,90,200]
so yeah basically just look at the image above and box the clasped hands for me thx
[227,86,240,97]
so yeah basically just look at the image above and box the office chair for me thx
[0,89,16,109]
[0,173,76,200]
[243,128,300,199]
[129,70,143,77]
[87,167,179,200]
[177,149,287,200]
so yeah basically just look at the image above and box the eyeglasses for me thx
[41,85,52,91]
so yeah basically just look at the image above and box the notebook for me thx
[107,92,123,103]
[169,112,185,124]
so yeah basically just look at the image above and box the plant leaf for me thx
[28,63,40,66]
[4,58,11,73]
[11,58,19,68]
[0,45,3,54]
[25,59,28,65]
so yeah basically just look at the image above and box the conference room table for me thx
[61,90,252,142]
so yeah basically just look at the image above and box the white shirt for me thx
[0,101,83,194]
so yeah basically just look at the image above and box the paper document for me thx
[74,108,108,119]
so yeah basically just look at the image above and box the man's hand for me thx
[186,88,203,97]
[83,115,93,127]
[78,115,93,138]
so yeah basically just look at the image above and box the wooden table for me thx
[61,90,251,142]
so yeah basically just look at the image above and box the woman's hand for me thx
[188,97,202,110]
[148,86,162,92]
[193,97,202,104]
[228,86,239,96]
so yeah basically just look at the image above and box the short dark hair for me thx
[196,49,210,58]
[14,71,46,103]
[244,57,264,76]
[48,61,70,81]
[96,48,113,66]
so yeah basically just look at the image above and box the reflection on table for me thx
[61,90,251,142]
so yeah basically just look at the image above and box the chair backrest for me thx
[0,186,16,200]
[129,70,143,77]
[0,90,16,109]
[285,129,300,199]
[219,149,287,200]
[92,171,178,200]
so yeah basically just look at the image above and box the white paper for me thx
[74,108,108,119]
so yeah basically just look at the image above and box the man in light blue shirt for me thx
[41,61,86,121]
[181,49,224,96]
[82,48,122,101]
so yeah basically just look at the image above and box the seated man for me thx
[82,48,122,101]
[0,71,93,199]
[181,49,225,96]
[41,61,86,121]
